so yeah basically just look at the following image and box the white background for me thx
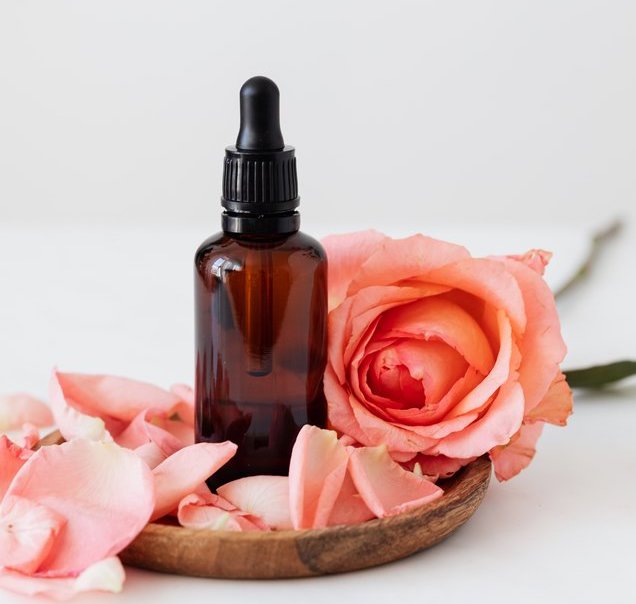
[0,2,635,604]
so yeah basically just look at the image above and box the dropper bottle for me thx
[194,76,328,488]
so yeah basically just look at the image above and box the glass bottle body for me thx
[194,229,328,489]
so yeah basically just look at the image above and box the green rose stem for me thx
[554,219,623,299]
[564,361,636,389]
[554,219,635,388]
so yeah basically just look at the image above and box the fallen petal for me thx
[2,439,154,576]
[0,556,125,600]
[289,426,349,529]
[0,393,53,433]
[178,493,268,531]
[349,445,443,517]
[327,472,375,526]
[151,442,237,521]
[49,370,111,442]
[218,476,292,530]
[0,496,65,574]
[0,435,33,501]
[52,370,189,433]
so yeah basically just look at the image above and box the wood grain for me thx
[37,431,491,579]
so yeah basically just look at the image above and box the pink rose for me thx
[322,231,573,480]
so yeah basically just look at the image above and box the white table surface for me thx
[0,220,634,604]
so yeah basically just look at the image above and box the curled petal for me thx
[115,409,184,455]
[177,493,268,531]
[490,422,544,481]
[409,454,476,481]
[52,370,189,433]
[288,426,349,529]
[434,381,525,458]
[0,496,65,574]
[169,384,195,426]
[0,436,33,501]
[327,472,375,526]
[0,394,53,433]
[0,556,125,600]
[492,258,567,413]
[151,442,237,521]
[506,249,552,276]
[49,370,111,442]
[348,445,443,517]
[3,439,154,575]
[525,372,573,426]
[218,476,292,530]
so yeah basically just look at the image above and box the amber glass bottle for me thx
[195,77,328,488]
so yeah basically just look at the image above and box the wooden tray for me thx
[37,432,491,579]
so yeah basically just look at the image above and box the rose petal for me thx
[2,439,154,575]
[0,556,125,600]
[115,409,185,455]
[525,372,573,426]
[327,472,375,526]
[376,297,494,375]
[0,393,53,433]
[490,422,544,481]
[348,445,443,517]
[408,454,476,480]
[433,381,525,458]
[0,436,33,501]
[151,442,237,521]
[347,234,470,296]
[506,249,553,276]
[321,230,389,309]
[218,476,292,530]
[490,257,567,413]
[177,493,268,531]
[288,426,349,529]
[0,496,65,574]
[49,370,111,442]
[53,370,189,433]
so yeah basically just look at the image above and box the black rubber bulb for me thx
[236,76,285,151]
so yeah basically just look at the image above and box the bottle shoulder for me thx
[195,230,326,265]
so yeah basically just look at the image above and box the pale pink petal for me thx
[0,435,33,500]
[2,439,154,575]
[49,370,111,442]
[169,384,195,426]
[0,496,65,574]
[115,409,185,455]
[322,230,389,310]
[0,556,125,600]
[177,493,268,531]
[490,422,544,481]
[506,249,552,276]
[347,234,470,297]
[433,381,525,458]
[218,476,292,530]
[525,372,573,426]
[0,393,53,432]
[348,445,443,517]
[151,442,237,521]
[53,370,189,430]
[288,426,349,529]
[20,423,41,450]
[327,472,375,526]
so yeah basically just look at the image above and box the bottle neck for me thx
[221,210,300,235]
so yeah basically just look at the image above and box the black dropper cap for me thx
[222,76,300,234]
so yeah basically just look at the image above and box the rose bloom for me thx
[322,231,573,480]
